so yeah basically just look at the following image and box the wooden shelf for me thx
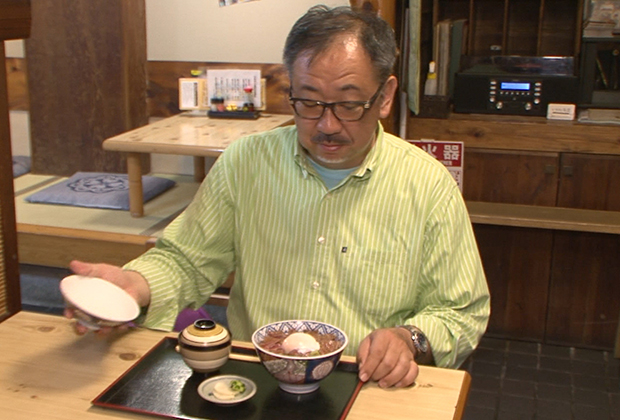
[467,201,620,235]
[408,113,620,155]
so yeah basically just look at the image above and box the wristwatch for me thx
[398,325,429,360]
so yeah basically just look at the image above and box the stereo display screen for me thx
[501,82,530,91]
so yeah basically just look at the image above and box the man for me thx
[68,5,490,389]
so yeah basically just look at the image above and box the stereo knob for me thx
[524,102,532,111]
[496,101,503,110]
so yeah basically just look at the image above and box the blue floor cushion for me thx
[13,155,31,177]
[25,172,176,210]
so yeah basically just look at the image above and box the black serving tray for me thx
[93,337,362,420]
[208,110,260,119]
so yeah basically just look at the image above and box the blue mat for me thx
[25,172,176,210]
[13,155,31,178]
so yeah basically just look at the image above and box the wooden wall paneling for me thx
[538,0,581,56]
[557,153,620,211]
[505,0,539,55]
[463,148,559,205]
[470,0,504,55]
[25,0,149,176]
[546,231,620,349]
[436,0,470,21]
[349,0,396,22]
[5,57,28,110]
[147,62,292,118]
[475,225,553,341]
[10,59,294,118]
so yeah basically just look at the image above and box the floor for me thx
[461,336,620,420]
[19,264,619,420]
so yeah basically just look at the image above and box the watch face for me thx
[413,331,428,353]
[399,325,428,355]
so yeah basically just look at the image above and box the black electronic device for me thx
[453,56,578,116]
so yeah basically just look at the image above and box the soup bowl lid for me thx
[179,319,230,346]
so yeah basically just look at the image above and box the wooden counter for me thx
[0,311,472,420]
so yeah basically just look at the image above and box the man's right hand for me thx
[65,260,151,335]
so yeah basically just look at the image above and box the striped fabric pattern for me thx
[126,123,490,368]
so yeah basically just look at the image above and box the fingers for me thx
[356,328,419,388]
[69,260,95,276]
[394,362,419,388]
[357,334,387,383]
[356,336,372,382]
[376,353,417,388]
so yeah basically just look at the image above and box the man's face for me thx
[290,35,397,169]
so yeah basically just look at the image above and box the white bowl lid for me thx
[60,275,140,322]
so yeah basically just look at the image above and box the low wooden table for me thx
[102,113,294,217]
[0,311,471,419]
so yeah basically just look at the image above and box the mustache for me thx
[311,133,351,145]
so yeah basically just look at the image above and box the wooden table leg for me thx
[127,152,144,217]
[194,156,206,182]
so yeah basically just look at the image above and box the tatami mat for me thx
[14,173,200,237]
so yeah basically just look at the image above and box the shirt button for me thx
[312,281,320,289]
[317,236,325,244]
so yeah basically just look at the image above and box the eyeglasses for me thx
[289,81,386,122]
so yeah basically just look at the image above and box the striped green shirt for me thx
[125,123,490,368]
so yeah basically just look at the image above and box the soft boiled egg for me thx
[282,332,320,355]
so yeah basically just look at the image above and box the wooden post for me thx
[0,0,31,321]
[349,0,399,135]
[26,0,149,176]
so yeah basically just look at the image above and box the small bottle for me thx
[424,61,438,96]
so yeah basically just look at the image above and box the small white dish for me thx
[197,375,257,405]
[60,275,140,329]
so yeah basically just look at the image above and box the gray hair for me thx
[283,5,397,84]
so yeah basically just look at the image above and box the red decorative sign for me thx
[409,140,464,192]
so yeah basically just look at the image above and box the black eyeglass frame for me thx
[288,81,387,122]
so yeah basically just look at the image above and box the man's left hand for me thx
[356,327,419,388]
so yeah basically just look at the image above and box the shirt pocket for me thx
[338,248,413,321]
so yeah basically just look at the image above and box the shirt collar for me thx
[293,122,385,180]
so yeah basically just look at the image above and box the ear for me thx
[378,75,399,119]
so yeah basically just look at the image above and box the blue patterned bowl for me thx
[251,320,348,394]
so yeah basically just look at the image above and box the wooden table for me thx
[102,113,294,217]
[0,311,471,420]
